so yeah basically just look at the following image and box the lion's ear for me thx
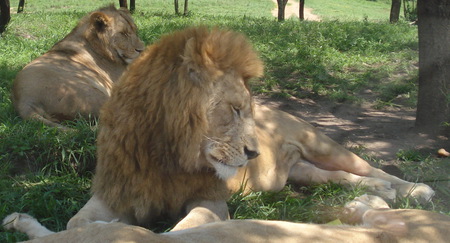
[183,37,218,84]
[90,12,111,32]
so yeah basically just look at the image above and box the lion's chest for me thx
[97,169,229,227]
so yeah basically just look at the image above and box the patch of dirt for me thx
[256,95,449,163]
[271,0,321,21]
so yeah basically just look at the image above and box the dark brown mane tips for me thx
[178,27,263,85]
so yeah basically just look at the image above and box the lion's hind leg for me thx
[288,161,397,201]
[365,168,435,204]
[287,129,434,204]
[3,212,54,239]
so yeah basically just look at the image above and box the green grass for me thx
[9,0,275,17]
[0,0,447,241]
[305,0,392,21]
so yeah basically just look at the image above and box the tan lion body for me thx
[12,6,144,129]
[5,196,450,243]
[228,104,434,203]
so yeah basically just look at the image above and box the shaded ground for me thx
[257,95,449,162]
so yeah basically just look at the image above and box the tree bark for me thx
[390,0,401,23]
[416,0,450,133]
[17,0,24,13]
[277,0,288,21]
[183,0,189,16]
[174,0,179,15]
[0,0,11,33]
[130,0,135,13]
[119,0,128,9]
[299,0,305,20]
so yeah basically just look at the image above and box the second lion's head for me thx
[97,27,264,180]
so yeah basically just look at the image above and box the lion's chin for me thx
[211,162,238,180]
[210,160,247,180]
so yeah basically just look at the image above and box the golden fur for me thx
[65,26,434,231]
[12,6,144,129]
[5,195,450,243]
[74,27,263,227]
[227,104,434,204]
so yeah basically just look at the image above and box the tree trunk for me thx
[277,0,288,21]
[0,0,11,33]
[174,0,179,15]
[390,0,401,23]
[416,0,450,133]
[299,0,305,20]
[17,0,24,13]
[119,0,128,9]
[130,0,135,13]
[183,0,189,16]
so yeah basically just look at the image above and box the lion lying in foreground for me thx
[12,5,144,129]
[4,195,450,242]
[59,26,434,232]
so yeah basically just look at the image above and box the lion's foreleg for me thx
[67,194,125,230]
[3,212,54,239]
[171,200,229,231]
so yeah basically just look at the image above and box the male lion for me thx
[65,26,434,232]
[4,195,450,242]
[12,5,144,129]
[67,26,263,230]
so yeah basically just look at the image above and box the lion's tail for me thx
[28,112,75,132]
[3,212,54,239]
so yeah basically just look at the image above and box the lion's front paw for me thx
[2,212,53,239]
[394,183,435,204]
[351,194,390,209]
[343,194,390,224]
[3,212,22,231]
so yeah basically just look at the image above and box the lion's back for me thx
[12,6,143,125]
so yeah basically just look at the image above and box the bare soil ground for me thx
[271,0,321,21]
[257,96,449,163]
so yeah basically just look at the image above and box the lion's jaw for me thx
[202,73,260,180]
[204,141,249,180]
[113,30,144,64]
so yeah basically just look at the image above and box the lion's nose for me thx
[244,146,260,160]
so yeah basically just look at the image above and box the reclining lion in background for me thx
[12,5,144,129]
[4,195,450,242]
[63,26,434,232]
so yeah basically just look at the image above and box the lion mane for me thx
[91,27,263,226]
[12,5,144,129]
